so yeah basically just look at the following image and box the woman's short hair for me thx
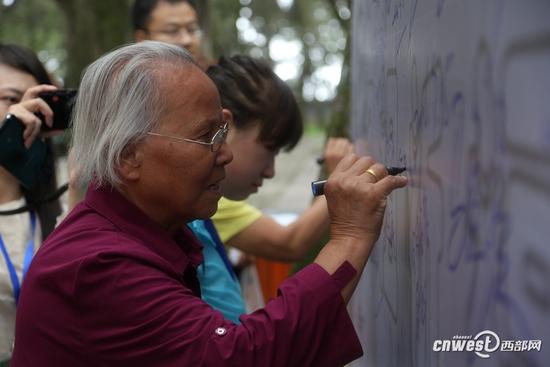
[71,41,196,188]
[206,55,303,152]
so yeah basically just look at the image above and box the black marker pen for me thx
[311,167,406,196]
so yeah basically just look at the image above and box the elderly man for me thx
[11,42,407,366]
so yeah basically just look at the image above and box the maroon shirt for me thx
[12,184,362,366]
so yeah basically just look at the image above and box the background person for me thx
[209,57,353,264]
[190,55,353,322]
[0,43,61,365]
[132,0,210,68]
[12,41,407,366]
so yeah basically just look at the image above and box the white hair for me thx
[71,41,196,188]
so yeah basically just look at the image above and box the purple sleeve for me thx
[73,257,363,366]
[204,261,363,366]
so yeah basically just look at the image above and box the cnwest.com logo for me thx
[433,330,542,358]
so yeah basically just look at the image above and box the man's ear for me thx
[223,109,237,142]
[223,108,234,129]
[118,143,144,181]
[134,30,148,43]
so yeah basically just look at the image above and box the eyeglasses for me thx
[147,122,228,152]
[148,23,202,40]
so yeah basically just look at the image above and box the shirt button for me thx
[215,327,227,336]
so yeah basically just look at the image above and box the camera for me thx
[38,89,77,131]
[0,114,52,189]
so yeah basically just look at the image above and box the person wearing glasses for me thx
[64,0,208,209]
[130,0,355,322]
[132,0,210,69]
[130,0,358,315]
[11,41,407,366]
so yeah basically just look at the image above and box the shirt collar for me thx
[84,183,203,270]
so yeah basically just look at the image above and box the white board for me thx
[350,1,550,366]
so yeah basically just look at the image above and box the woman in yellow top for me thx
[207,56,353,301]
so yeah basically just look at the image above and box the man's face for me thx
[137,65,232,228]
[136,1,202,60]
[221,123,278,201]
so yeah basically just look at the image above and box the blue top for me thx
[188,219,245,324]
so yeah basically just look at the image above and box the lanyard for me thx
[0,211,36,304]
[203,219,237,280]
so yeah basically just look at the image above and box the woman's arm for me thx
[226,197,329,261]
[225,138,354,262]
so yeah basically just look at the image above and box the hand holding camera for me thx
[5,84,58,148]
[2,85,76,146]
[0,85,76,189]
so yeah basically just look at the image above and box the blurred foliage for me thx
[0,0,350,133]
[0,0,132,86]
[0,0,68,80]
[207,0,352,136]
[53,0,132,87]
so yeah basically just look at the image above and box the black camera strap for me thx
[0,183,69,216]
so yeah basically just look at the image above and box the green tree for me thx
[53,0,132,87]
[0,0,132,87]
